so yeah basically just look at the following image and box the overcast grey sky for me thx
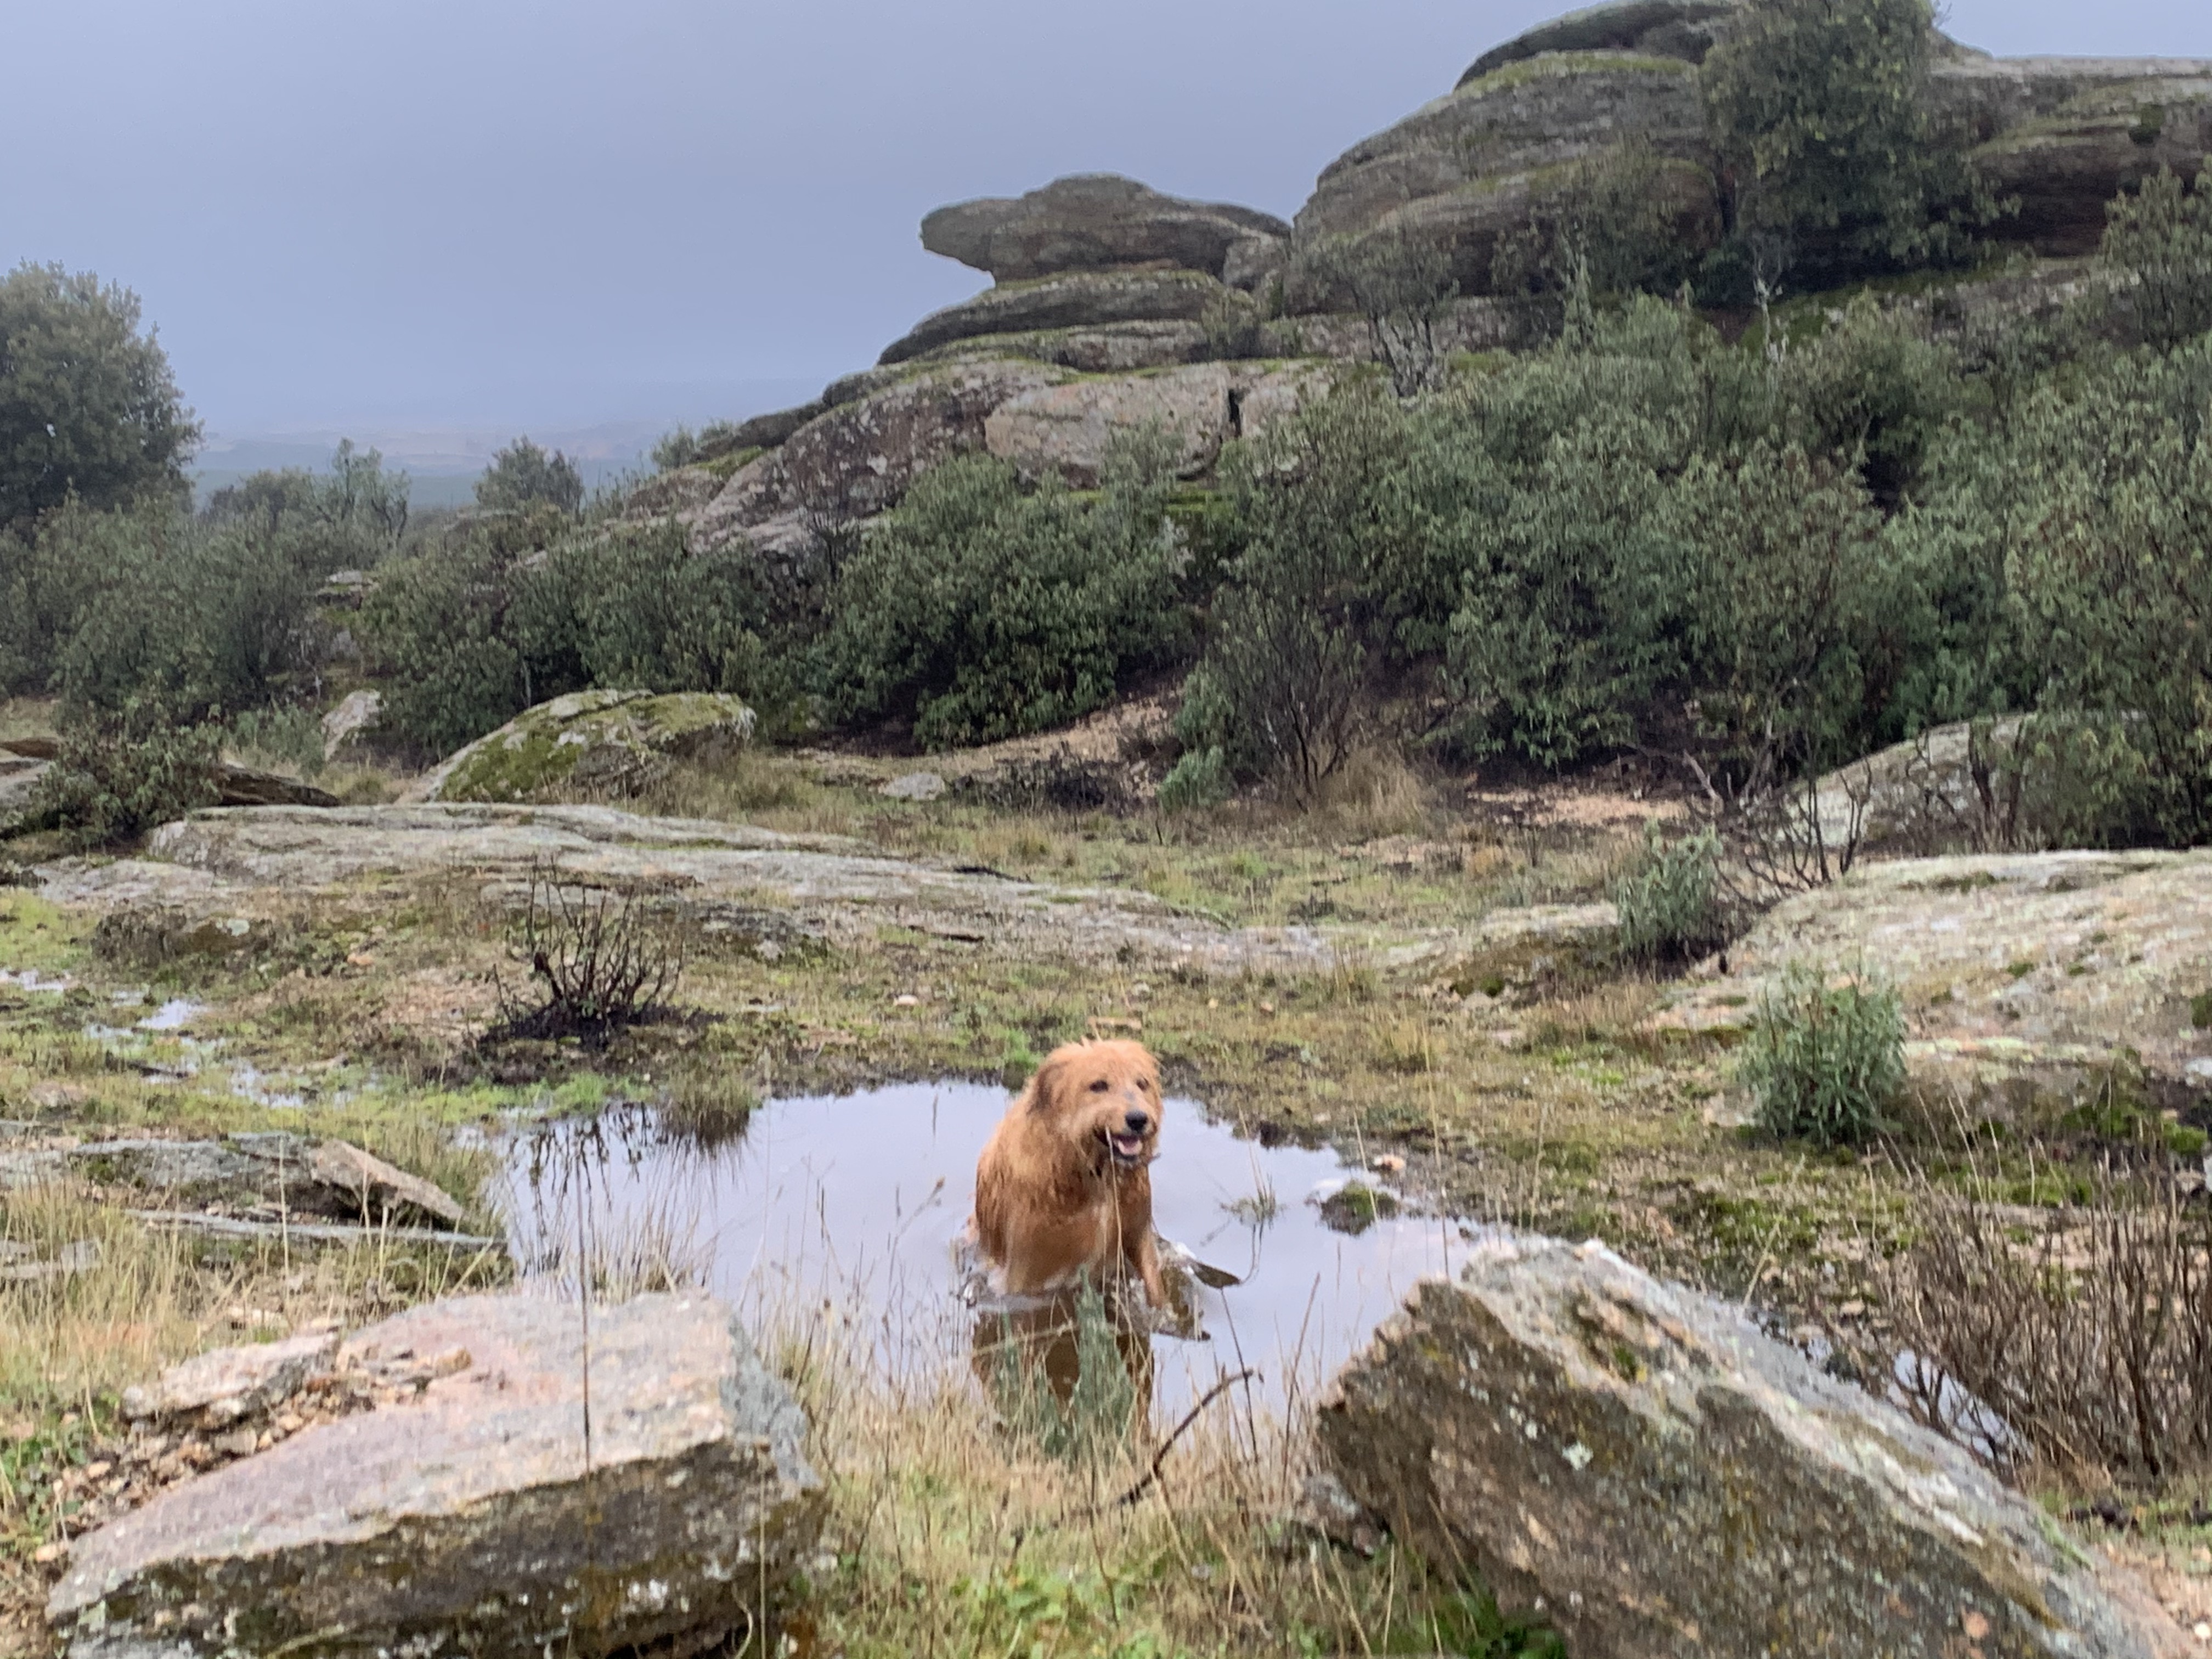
[4,1,2204,439]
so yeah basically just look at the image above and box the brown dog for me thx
[972,1040,1167,1308]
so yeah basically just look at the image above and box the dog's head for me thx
[1030,1040,1163,1172]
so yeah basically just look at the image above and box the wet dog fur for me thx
[972,1040,1167,1308]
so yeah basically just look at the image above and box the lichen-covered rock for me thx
[903,319,1216,375]
[922,173,1290,285]
[319,691,382,756]
[419,690,756,805]
[1650,847,2212,1122]
[880,269,1245,365]
[1319,1235,2186,1658]
[691,360,1068,552]
[48,1293,824,1659]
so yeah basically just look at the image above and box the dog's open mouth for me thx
[1105,1131,1150,1167]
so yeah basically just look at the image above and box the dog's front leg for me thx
[1130,1228,1168,1310]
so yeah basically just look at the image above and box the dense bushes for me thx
[1740,966,1908,1147]
[816,435,1187,750]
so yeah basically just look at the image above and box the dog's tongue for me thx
[1110,1132,1147,1160]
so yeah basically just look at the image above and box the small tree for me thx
[476,436,585,515]
[2097,165,2212,349]
[0,263,199,527]
[1702,0,1989,270]
[1300,231,1458,398]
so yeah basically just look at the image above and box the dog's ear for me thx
[1026,1051,1070,1114]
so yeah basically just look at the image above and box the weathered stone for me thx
[903,319,1215,375]
[1649,848,2212,1124]
[691,360,1068,552]
[981,361,1330,485]
[418,690,757,805]
[1461,0,1740,83]
[49,1292,824,1659]
[879,269,1242,365]
[308,1140,469,1228]
[1,755,50,835]
[1319,1235,2185,1658]
[879,771,948,803]
[619,462,727,519]
[319,691,382,756]
[922,173,1290,285]
[712,400,827,455]
[212,761,338,811]
[1950,63,2212,252]
[120,1334,338,1429]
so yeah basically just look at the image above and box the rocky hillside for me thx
[653,0,2210,561]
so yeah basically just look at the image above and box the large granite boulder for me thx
[691,359,1069,554]
[1649,846,2212,1128]
[1319,1235,2187,1658]
[879,269,1248,365]
[47,1292,824,1659]
[1460,0,1741,83]
[983,362,1331,486]
[417,690,755,805]
[922,173,1290,286]
[1946,60,2212,252]
[1293,52,1719,303]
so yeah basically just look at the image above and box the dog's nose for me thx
[1124,1109,1152,1135]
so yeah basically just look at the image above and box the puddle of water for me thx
[500,1082,1480,1419]
[137,999,204,1032]
[226,1064,309,1109]
[0,969,72,994]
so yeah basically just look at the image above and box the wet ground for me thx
[499,1082,1479,1418]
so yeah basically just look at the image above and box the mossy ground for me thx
[4,747,2209,1650]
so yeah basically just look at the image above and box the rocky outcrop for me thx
[1651,847,2212,1128]
[33,800,1607,974]
[1300,1,2210,296]
[48,1292,824,1659]
[922,173,1290,287]
[0,1132,469,1229]
[1295,51,1720,303]
[1948,61,2212,251]
[416,690,756,805]
[691,359,1068,554]
[1460,0,1739,82]
[983,362,1331,486]
[1320,1235,2187,1658]
[879,269,1248,365]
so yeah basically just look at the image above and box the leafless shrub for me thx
[1882,1166,2212,1489]
[493,865,685,1045]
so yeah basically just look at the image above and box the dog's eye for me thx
[1088,1079,1109,1092]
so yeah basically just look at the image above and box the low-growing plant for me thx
[1738,963,1906,1147]
[984,1277,1139,1465]
[1156,746,1229,814]
[1611,825,1730,964]
[30,700,221,848]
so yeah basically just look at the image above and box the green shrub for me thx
[1156,746,1229,813]
[30,701,221,848]
[474,437,584,515]
[815,436,1186,751]
[1740,964,1907,1147]
[1612,826,1730,963]
[227,704,328,779]
[984,1278,1137,1465]
[2096,166,2212,349]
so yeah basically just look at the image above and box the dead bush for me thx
[1882,1168,2212,1490]
[494,866,685,1045]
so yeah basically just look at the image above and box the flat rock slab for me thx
[415,689,758,805]
[1650,849,2212,1109]
[1319,1235,2184,1658]
[0,1133,468,1228]
[121,1333,338,1428]
[50,1291,823,1659]
[33,801,1597,974]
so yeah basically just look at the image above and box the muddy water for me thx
[499,1083,1480,1418]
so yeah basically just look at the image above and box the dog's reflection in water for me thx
[969,1280,1159,1440]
